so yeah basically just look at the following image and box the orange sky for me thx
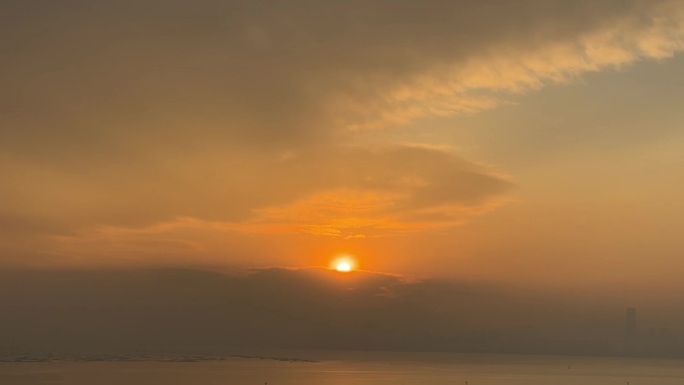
[3,0,684,294]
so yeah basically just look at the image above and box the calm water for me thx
[2,351,684,385]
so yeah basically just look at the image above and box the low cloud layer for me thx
[1,268,673,356]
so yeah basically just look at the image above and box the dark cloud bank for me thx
[0,268,680,358]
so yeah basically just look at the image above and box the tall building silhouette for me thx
[626,307,637,340]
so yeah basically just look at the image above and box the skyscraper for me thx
[626,307,637,339]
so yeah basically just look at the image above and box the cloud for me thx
[247,146,512,238]
[38,146,510,265]
[4,1,683,151]
[0,267,628,354]
[2,0,684,265]
[327,0,684,129]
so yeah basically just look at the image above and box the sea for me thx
[1,350,683,385]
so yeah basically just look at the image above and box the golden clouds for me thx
[246,146,512,238]
[331,1,684,130]
[42,146,511,264]
[249,188,510,238]
[251,189,403,238]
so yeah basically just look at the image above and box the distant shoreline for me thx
[0,353,318,363]
[230,354,318,363]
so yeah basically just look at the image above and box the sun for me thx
[336,261,352,272]
[331,255,356,272]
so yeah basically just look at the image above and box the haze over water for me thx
[3,352,684,385]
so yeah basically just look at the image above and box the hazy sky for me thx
[3,0,684,295]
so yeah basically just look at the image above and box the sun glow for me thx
[336,261,352,272]
[331,255,356,272]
